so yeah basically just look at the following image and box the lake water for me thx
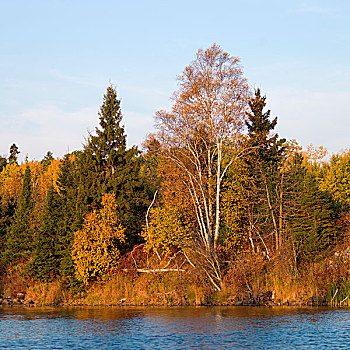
[1,306,350,349]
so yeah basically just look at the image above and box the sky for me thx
[0,0,349,161]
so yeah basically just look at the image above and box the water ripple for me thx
[0,307,349,349]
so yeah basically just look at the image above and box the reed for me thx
[26,281,69,305]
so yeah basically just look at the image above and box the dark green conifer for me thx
[8,144,20,165]
[41,151,54,168]
[3,165,33,264]
[78,85,151,248]
[30,185,61,281]
[56,154,84,280]
[243,89,286,254]
[0,199,15,272]
[246,88,286,164]
[291,165,338,264]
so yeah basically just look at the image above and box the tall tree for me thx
[245,89,285,164]
[244,89,286,254]
[151,44,250,290]
[78,85,150,247]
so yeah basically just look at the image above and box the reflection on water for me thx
[1,306,350,349]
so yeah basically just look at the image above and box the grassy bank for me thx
[2,249,349,308]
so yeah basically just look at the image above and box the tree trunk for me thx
[214,141,222,251]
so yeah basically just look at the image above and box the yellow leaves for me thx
[318,150,350,207]
[71,193,126,284]
[0,162,22,205]
[0,159,61,208]
[303,144,328,164]
[142,206,190,255]
[220,160,250,253]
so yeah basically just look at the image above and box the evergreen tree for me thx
[78,85,151,247]
[8,144,20,165]
[290,162,338,265]
[244,89,286,254]
[3,165,33,264]
[29,185,61,281]
[41,151,54,168]
[55,154,84,281]
[0,199,15,272]
[246,89,286,164]
[0,156,6,172]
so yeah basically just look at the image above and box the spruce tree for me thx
[246,89,286,164]
[78,85,151,248]
[56,154,84,281]
[291,168,338,265]
[8,144,20,165]
[0,199,15,272]
[4,165,33,264]
[244,89,286,254]
[27,154,84,288]
[30,185,61,281]
[41,151,54,168]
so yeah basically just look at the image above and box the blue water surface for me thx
[0,306,349,349]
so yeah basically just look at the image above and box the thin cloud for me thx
[123,110,155,147]
[268,88,350,155]
[48,69,102,88]
[290,2,338,16]
[0,104,155,161]
[0,104,97,161]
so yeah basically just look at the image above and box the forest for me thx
[1,44,350,307]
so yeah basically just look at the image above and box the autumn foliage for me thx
[0,45,348,305]
[72,193,126,284]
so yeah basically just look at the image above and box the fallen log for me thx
[123,268,185,273]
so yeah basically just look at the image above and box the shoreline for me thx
[0,295,330,308]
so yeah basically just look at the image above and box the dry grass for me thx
[3,248,348,307]
[74,270,212,306]
[25,281,70,305]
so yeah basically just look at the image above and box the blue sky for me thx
[0,0,349,161]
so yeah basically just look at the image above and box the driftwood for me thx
[123,268,185,273]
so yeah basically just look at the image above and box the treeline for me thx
[0,44,349,302]
[0,86,153,293]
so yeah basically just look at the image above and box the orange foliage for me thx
[303,144,328,164]
[0,162,23,206]
[71,193,126,284]
[154,44,250,253]
[0,159,62,232]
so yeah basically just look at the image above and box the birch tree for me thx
[153,44,250,288]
